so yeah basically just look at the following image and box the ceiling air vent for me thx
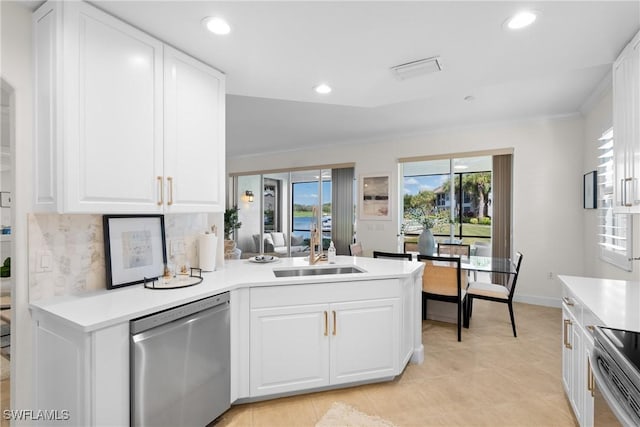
[390,56,442,81]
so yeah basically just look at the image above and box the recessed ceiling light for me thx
[314,83,332,95]
[202,16,231,35]
[505,11,538,30]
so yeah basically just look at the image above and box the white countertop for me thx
[559,275,640,331]
[30,256,423,332]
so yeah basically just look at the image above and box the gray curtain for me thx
[492,154,512,285]
[331,167,355,255]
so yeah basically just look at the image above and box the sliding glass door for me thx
[401,155,493,248]
[231,166,353,258]
[291,169,332,251]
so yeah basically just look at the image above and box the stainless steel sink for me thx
[273,266,365,278]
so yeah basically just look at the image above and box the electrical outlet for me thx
[171,239,186,256]
[37,250,53,273]
[547,272,553,279]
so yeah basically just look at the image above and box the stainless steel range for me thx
[592,326,640,427]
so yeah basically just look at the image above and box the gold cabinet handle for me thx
[563,319,573,349]
[157,176,164,206]
[167,176,174,205]
[324,311,328,336]
[332,310,337,336]
[562,297,574,306]
[587,357,596,397]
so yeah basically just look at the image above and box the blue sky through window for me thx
[293,181,332,206]
[403,175,448,196]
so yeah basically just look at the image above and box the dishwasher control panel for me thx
[130,292,229,335]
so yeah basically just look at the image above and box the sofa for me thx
[253,232,308,255]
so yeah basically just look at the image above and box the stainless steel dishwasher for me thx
[130,292,230,427]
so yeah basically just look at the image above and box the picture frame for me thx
[359,173,391,220]
[583,171,597,209]
[0,192,11,208]
[103,214,167,289]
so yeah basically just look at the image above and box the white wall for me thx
[582,84,640,281]
[1,0,33,415]
[229,115,587,306]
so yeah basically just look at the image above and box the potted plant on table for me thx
[224,206,242,259]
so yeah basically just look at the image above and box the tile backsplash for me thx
[28,213,217,301]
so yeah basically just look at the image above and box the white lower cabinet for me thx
[250,304,330,395]
[330,299,399,384]
[562,297,596,427]
[249,280,403,398]
[33,314,129,426]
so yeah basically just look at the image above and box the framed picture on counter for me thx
[103,214,167,289]
[359,173,391,220]
[583,171,597,209]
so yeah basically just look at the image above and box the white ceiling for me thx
[59,2,640,156]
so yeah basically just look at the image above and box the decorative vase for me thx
[417,229,436,256]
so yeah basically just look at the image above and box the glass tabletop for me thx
[460,256,516,274]
[409,252,517,274]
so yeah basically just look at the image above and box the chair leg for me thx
[508,301,517,337]
[457,301,462,342]
[468,297,473,319]
[422,293,427,320]
[463,297,470,328]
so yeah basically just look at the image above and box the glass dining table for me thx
[408,253,517,275]
[459,255,517,275]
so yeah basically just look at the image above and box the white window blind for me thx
[597,128,633,271]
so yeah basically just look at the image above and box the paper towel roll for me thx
[199,233,218,272]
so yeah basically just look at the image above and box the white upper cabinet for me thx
[33,1,225,214]
[163,46,225,213]
[613,30,640,213]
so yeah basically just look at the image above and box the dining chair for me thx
[438,243,472,280]
[403,241,419,253]
[464,252,523,337]
[417,255,468,342]
[437,243,471,257]
[474,242,491,257]
[373,251,412,261]
[349,242,363,257]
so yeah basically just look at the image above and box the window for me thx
[400,156,493,246]
[597,128,633,270]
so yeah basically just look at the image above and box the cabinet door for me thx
[583,344,595,427]
[250,304,330,397]
[163,46,225,213]
[561,308,574,403]
[62,2,164,213]
[330,298,400,385]
[571,320,584,425]
[613,36,640,213]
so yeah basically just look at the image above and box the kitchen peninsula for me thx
[30,256,424,426]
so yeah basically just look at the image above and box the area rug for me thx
[315,402,396,427]
[0,355,9,381]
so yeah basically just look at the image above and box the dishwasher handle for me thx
[131,300,229,344]
[131,292,229,335]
